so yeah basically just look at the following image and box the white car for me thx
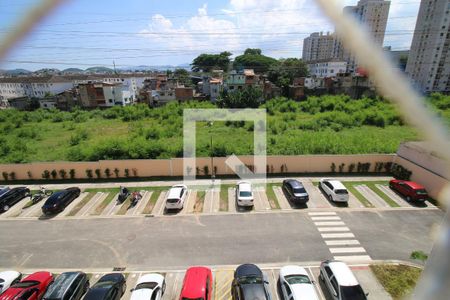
[236,181,254,207]
[165,184,188,210]
[279,266,319,300]
[319,179,349,202]
[130,273,165,300]
[0,270,22,294]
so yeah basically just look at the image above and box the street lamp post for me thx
[208,122,215,181]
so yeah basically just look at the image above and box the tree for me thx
[173,68,192,87]
[191,51,232,72]
[233,48,278,73]
[267,58,309,96]
[217,85,263,108]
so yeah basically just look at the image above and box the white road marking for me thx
[311,216,341,221]
[329,247,366,254]
[317,227,350,232]
[314,221,346,226]
[321,233,355,238]
[308,212,337,216]
[325,240,360,246]
[333,255,372,262]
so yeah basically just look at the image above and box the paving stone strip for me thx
[19,199,44,218]
[134,191,152,215]
[355,185,389,208]
[302,180,332,208]
[347,192,365,208]
[375,185,410,207]
[3,197,31,218]
[203,189,214,214]
[273,186,291,210]
[255,188,271,211]
[100,193,119,216]
[152,191,167,216]
[228,187,236,213]
[57,192,89,218]
[125,191,148,216]
[184,190,197,214]
[76,192,103,217]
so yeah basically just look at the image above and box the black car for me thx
[42,187,81,215]
[83,273,126,300]
[0,187,30,213]
[232,264,270,300]
[43,271,89,300]
[282,179,309,205]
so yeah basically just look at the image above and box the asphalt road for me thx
[0,209,443,270]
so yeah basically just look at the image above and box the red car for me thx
[389,179,429,202]
[179,267,213,300]
[0,271,53,300]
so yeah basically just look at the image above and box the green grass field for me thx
[1,94,448,164]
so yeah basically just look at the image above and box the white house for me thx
[308,60,347,78]
[0,76,74,100]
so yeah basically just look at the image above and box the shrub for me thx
[9,172,16,180]
[113,168,120,178]
[124,168,130,177]
[104,168,111,178]
[59,169,67,179]
[95,169,101,178]
[338,163,345,173]
[42,170,50,179]
[203,165,209,176]
[50,169,58,179]
[27,171,33,179]
[86,169,93,179]
[132,168,138,177]
[348,163,355,173]
[2,172,9,181]
[69,169,76,179]
[330,162,336,173]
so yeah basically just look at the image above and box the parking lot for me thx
[15,262,391,300]
[0,177,439,222]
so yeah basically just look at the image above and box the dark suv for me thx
[42,187,81,215]
[282,179,309,205]
[42,272,89,300]
[0,187,30,213]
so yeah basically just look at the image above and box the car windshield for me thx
[293,188,306,194]
[340,285,367,300]
[93,281,114,289]
[43,273,74,298]
[238,275,263,284]
[239,191,252,197]
[135,282,158,290]
[416,189,427,195]
[285,274,311,285]
[12,281,39,288]
[335,189,348,194]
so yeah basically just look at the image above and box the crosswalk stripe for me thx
[308,212,337,216]
[317,227,350,232]
[325,240,360,246]
[321,233,355,238]
[311,216,341,221]
[329,247,366,254]
[333,255,372,262]
[314,221,346,226]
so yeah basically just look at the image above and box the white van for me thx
[165,185,188,210]
[319,179,349,202]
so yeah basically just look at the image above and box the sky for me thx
[0,0,421,71]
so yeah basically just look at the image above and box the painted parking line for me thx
[308,212,337,216]
[57,192,89,218]
[272,186,291,210]
[317,227,350,232]
[311,216,341,221]
[355,185,389,208]
[100,194,119,216]
[267,268,280,300]
[123,272,140,300]
[306,267,326,300]
[333,255,372,262]
[203,189,214,214]
[303,180,332,208]
[228,188,236,213]
[329,247,367,254]
[376,184,411,208]
[321,232,356,239]
[347,192,365,208]
[2,197,31,218]
[314,221,346,226]
[254,189,270,211]
[153,191,167,216]
[76,192,103,217]
[163,271,184,300]
[89,193,109,216]
[18,200,42,218]
[325,240,360,246]
[182,190,196,214]
[214,269,233,300]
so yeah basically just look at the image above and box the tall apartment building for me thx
[336,0,391,72]
[405,0,450,93]
[302,32,336,62]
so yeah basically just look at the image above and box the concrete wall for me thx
[0,154,394,181]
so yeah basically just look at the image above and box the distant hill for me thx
[62,68,84,73]
[85,66,114,73]
[5,69,32,75]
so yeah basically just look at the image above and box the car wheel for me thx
[3,204,9,211]
[328,194,333,202]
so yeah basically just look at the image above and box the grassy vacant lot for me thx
[370,264,422,300]
[1,94,448,163]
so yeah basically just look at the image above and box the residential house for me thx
[175,87,194,101]
[308,59,347,78]
[78,82,131,108]
[55,88,79,111]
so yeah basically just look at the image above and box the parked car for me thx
[232,264,271,300]
[165,185,188,210]
[282,180,309,205]
[389,179,429,202]
[0,271,53,300]
[42,187,81,215]
[319,260,368,300]
[279,265,319,300]
[42,271,89,300]
[236,181,254,207]
[130,273,165,300]
[0,271,22,294]
[319,179,349,203]
[0,187,10,197]
[0,187,30,213]
[83,273,125,300]
[179,267,213,300]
